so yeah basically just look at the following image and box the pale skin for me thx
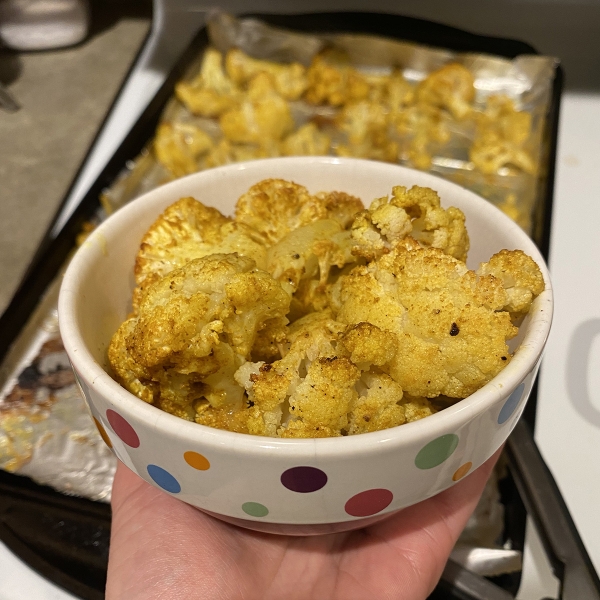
[107,449,500,600]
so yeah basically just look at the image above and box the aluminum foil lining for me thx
[102,10,557,236]
[0,279,116,502]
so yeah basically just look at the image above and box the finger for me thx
[362,447,503,596]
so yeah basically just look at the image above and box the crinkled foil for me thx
[0,11,558,571]
[103,11,557,236]
[0,278,116,502]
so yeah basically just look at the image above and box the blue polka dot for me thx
[147,464,181,493]
[498,383,525,424]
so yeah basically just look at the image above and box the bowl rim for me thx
[58,156,553,456]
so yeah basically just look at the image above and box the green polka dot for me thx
[242,502,269,518]
[415,434,459,469]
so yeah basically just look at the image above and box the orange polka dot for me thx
[452,462,472,481]
[94,417,112,448]
[184,451,210,470]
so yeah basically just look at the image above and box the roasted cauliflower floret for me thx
[394,104,450,171]
[416,63,475,120]
[108,254,290,414]
[335,100,399,163]
[203,139,276,169]
[219,73,294,146]
[351,185,469,262]
[386,70,416,113]
[347,374,435,435]
[133,197,267,310]
[477,249,545,318]
[235,178,326,245]
[282,356,361,438]
[153,122,213,178]
[234,311,437,438]
[133,253,288,364]
[225,48,308,100]
[193,401,257,434]
[304,53,371,106]
[470,96,536,175]
[470,133,536,176]
[339,322,398,369]
[266,219,356,310]
[281,122,331,156]
[333,241,522,398]
[348,372,405,435]
[107,318,157,404]
[234,311,346,436]
[175,48,240,117]
[312,190,364,229]
[267,219,356,321]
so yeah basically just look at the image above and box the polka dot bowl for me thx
[58,157,553,535]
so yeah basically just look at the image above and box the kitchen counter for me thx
[0,4,150,314]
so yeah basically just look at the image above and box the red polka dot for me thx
[106,409,140,448]
[345,489,393,517]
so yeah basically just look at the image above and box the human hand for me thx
[107,449,500,600]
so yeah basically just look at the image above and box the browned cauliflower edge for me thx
[108,179,544,438]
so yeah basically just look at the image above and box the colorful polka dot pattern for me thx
[100,409,492,521]
[281,466,327,493]
[452,462,472,481]
[498,383,525,424]
[415,434,459,469]
[147,465,181,494]
[345,489,393,517]
[242,502,269,517]
[106,409,140,448]
[184,451,210,470]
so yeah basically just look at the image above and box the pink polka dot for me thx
[106,409,140,448]
[345,489,393,517]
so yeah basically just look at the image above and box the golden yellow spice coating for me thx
[266,219,356,314]
[235,178,324,244]
[339,322,398,368]
[470,96,536,175]
[133,197,267,310]
[312,190,365,230]
[153,122,213,179]
[219,73,295,147]
[225,47,308,100]
[351,185,469,262]
[394,104,450,171]
[158,45,539,203]
[332,240,524,398]
[283,357,361,438]
[202,139,276,170]
[234,311,346,436]
[109,254,290,416]
[416,63,475,120]
[175,48,241,117]
[476,249,545,317]
[335,100,399,163]
[108,179,545,438]
[235,310,436,438]
[281,122,331,157]
[304,53,371,106]
[108,319,157,404]
[347,375,436,435]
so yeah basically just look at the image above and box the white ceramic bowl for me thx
[58,157,553,535]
